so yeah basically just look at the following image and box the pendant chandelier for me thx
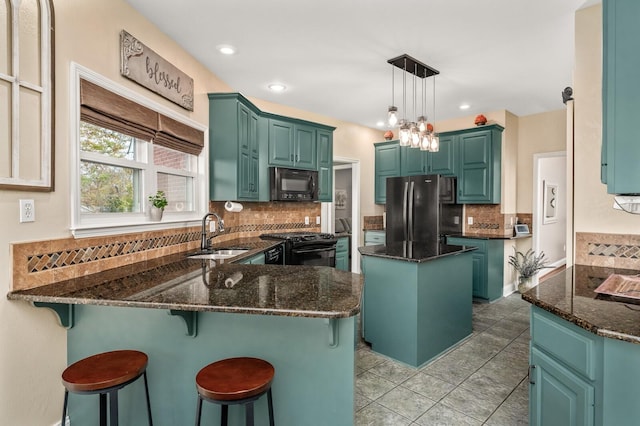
[386,54,440,152]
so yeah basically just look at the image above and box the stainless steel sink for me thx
[187,249,249,260]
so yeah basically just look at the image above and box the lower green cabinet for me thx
[335,237,349,271]
[364,231,385,246]
[446,237,504,302]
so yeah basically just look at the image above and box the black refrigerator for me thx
[385,174,462,244]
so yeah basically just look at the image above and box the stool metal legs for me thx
[195,389,274,426]
[62,372,153,426]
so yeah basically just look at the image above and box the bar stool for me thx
[61,350,153,426]
[195,357,275,426]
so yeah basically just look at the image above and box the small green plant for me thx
[508,248,548,280]
[148,190,168,209]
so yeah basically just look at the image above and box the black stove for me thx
[260,232,337,266]
[260,232,335,243]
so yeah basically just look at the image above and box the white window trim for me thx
[69,63,208,238]
[0,0,53,189]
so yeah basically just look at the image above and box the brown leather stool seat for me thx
[61,350,153,426]
[195,357,275,426]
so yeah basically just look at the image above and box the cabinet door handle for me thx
[528,365,536,385]
[296,154,299,162]
[290,154,294,161]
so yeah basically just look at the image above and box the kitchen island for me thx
[359,241,475,367]
[8,252,363,426]
[522,265,640,426]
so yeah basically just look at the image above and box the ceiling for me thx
[124,0,597,130]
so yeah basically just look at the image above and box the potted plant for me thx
[508,248,548,293]
[148,190,168,221]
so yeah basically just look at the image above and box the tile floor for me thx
[355,293,530,425]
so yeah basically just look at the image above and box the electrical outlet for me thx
[209,220,216,232]
[304,216,310,225]
[453,216,460,225]
[467,216,473,225]
[19,199,35,223]
[316,216,321,225]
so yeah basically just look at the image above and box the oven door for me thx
[290,242,336,267]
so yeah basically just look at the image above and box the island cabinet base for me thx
[362,252,473,367]
[66,305,355,426]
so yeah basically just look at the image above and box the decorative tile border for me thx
[576,232,640,269]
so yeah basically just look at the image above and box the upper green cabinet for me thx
[374,141,401,204]
[208,93,334,201]
[601,0,640,194]
[208,93,262,201]
[374,124,502,205]
[268,119,317,170]
[317,129,333,202]
[456,125,502,204]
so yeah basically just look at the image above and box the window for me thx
[71,64,207,236]
[0,0,54,190]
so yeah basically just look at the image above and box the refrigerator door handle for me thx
[408,181,415,242]
[402,181,409,241]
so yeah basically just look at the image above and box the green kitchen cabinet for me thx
[427,133,457,176]
[400,145,427,176]
[364,230,385,246]
[456,125,502,204]
[268,119,317,170]
[601,0,640,194]
[208,93,262,201]
[374,125,501,205]
[446,236,504,302]
[317,129,333,202]
[374,141,401,204]
[529,306,601,426]
[530,347,595,426]
[335,236,349,271]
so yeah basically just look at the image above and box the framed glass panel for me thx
[18,0,41,86]
[18,85,41,180]
[80,121,137,160]
[80,161,141,213]
[157,172,193,212]
[0,80,11,178]
[0,1,10,75]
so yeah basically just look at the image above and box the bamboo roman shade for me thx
[80,79,204,155]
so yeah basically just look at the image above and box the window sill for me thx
[71,217,202,239]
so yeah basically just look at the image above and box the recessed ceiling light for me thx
[459,104,471,110]
[217,45,236,55]
[376,121,385,127]
[268,83,286,92]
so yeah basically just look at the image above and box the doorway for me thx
[533,151,567,269]
[321,157,361,273]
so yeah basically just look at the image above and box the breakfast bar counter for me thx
[8,251,363,425]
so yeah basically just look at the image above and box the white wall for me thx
[535,154,567,265]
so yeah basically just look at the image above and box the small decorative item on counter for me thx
[148,190,168,221]
[474,114,487,126]
[508,248,548,293]
[383,130,394,140]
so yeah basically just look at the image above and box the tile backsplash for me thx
[11,201,321,291]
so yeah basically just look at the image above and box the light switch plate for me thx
[467,216,473,225]
[304,216,310,225]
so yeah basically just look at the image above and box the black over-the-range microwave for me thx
[269,167,318,202]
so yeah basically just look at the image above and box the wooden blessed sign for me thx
[120,30,194,111]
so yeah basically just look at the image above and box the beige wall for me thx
[0,1,384,424]
[517,109,567,213]
[573,4,640,235]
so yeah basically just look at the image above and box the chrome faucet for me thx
[201,212,224,251]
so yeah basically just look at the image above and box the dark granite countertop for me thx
[7,238,363,319]
[447,233,531,240]
[358,241,476,263]
[522,265,640,344]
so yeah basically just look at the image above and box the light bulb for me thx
[399,122,411,146]
[388,106,398,127]
[420,133,430,151]
[430,134,439,152]
[417,116,427,133]
[410,125,421,148]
